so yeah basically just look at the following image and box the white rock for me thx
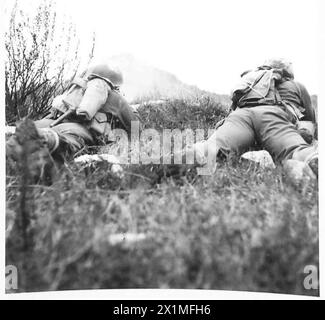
[74,153,121,164]
[130,99,167,111]
[108,233,147,245]
[111,163,124,174]
[241,150,275,168]
[5,126,16,135]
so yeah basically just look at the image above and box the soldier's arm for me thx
[295,82,317,142]
[296,82,316,123]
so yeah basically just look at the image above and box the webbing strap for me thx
[88,74,115,90]
[274,86,282,105]
[70,77,88,90]
[281,102,301,124]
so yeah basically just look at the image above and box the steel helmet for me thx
[262,58,294,79]
[87,64,123,87]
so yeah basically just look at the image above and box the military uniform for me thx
[193,59,318,173]
[6,64,140,182]
[33,64,138,158]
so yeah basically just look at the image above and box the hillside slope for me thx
[109,53,231,106]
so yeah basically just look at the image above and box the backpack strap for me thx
[274,83,282,105]
[67,77,88,92]
[87,74,117,90]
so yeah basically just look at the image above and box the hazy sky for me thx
[4,0,321,94]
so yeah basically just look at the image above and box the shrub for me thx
[5,0,95,124]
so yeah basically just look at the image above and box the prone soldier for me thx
[6,63,140,183]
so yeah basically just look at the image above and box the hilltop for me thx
[108,53,231,106]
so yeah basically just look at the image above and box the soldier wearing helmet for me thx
[187,58,318,177]
[6,63,140,182]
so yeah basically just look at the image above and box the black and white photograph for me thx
[3,0,320,298]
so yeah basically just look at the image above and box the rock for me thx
[5,126,16,135]
[130,99,167,111]
[107,233,147,245]
[74,153,121,164]
[241,150,275,168]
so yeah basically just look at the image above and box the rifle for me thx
[50,107,76,128]
[49,82,80,128]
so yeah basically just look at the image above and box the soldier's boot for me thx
[282,155,318,189]
[287,146,318,182]
[6,119,59,185]
[36,127,60,153]
[306,153,318,178]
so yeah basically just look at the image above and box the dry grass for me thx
[6,96,319,295]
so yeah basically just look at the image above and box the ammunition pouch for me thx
[77,78,109,120]
[88,112,111,135]
[63,83,86,110]
[50,76,88,118]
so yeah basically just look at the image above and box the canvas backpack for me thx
[230,67,284,110]
[50,75,139,136]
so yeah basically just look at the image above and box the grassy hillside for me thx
[6,96,319,295]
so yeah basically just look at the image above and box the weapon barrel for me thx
[50,108,75,128]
